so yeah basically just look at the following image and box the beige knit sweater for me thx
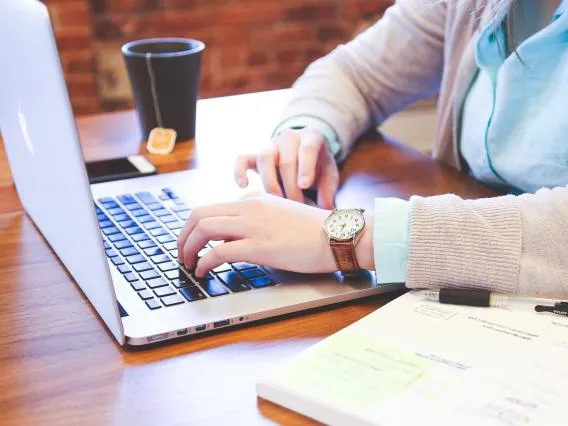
[277,0,568,298]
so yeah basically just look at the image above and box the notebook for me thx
[256,290,568,426]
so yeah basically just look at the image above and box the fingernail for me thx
[237,177,246,188]
[298,176,310,188]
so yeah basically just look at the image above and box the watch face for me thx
[325,209,365,241]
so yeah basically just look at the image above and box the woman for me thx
[178,0,568,297]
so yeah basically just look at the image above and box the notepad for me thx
[256,291,568,426]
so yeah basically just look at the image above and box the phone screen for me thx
[86,156,156,184]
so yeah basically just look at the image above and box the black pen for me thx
[422,288,508,307]
[534,304,568,316]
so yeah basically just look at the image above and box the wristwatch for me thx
[323,208,366,275]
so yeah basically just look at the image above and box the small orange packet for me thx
[146,127,177,155]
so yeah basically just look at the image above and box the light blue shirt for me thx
[278,1,568,283]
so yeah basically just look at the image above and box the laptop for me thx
[0,0,403,347]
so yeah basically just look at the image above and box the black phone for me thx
[86,155,157,184]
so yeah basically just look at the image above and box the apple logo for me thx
[17,103,34,156]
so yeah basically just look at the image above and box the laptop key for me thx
[146,202,162,211]
[249,276,275,288]
[158,262,178,272]
[145,298,162,310]
[171,228,182,237]
[179,286,207,302]
[108,233,126,242]
[149,227,167,237]
[151,254,170,264]
[105,249,118,258]
[125,272,139,282]
[98,197,116,204]
[118,264,132,274]
[177,210,191,220]
[140,269,160,280]
[133,262,153,272]
[171,276,193,288]
[114,239,133,249]
[163,241,178,251]
[143,221,161,230]
[240,268,265,280]
[216,271,250,292]
[132,233,149,242]
[99,220,113,229]
[135,191,157,204]
[125,226,143,235]
[138,289,153,300]
[118,220,137,229]
[126,254,146,264]
[137,215,154,223]
[120,247,139,257]
[111,257,124,266]
[103,241,111,249]
[161,294,185,307]
[107,207,125,216]
[171,204,189,212]
[213,263,231,273]
[200,276,229,297]
[146,277,168,289]
[157,234,175,244]
[165,220,182,229]
[165,269,183,280]
[154,286,176,298]
[124,202,142,211]
[154,209,170,217]
[97,213,108,221]
[144,247,163,256]
[139,240,157,250]
[232,262,257,271]
[170,249,178,258]
[117,194,136,204]
[130,209,147,217]
[130,280,146,291]
[160,215,177,223]
[102,226,120,236]
[113,213,130,222]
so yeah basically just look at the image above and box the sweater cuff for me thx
[272,115,342,158]
[373,198,410,284]
[406,194,522,294]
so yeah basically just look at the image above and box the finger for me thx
[234,155,257,188]
[195,239,253,277]
[256,145,283,197]
[297,130,325,189]
[177,203,243,263]
[317,155,340,210]
[276,132,304,202]
[181,216,245,270]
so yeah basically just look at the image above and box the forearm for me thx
[405,187,568,297]
[278,0,446,160]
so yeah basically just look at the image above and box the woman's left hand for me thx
[177,193,338,277]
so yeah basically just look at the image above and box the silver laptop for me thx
[0,0,402,347]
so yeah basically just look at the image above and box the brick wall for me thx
[44,0,392,116]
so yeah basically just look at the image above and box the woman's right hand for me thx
[234,128,339,209]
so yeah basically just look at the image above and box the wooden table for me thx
[0,90,496,425]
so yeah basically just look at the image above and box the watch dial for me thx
[326,210,364,240]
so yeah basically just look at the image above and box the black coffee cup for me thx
[121,38,205,142]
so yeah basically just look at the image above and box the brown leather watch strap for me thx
[330,240,360,275]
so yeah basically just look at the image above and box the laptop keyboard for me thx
[96,188,276,310]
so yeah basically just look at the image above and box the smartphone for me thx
[85,155,157,184]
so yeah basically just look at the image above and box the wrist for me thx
[355,212,375,270]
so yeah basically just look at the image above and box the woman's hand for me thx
[177,193,375,277]
[234,128,339,209]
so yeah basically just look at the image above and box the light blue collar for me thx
[475,0,568,74]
